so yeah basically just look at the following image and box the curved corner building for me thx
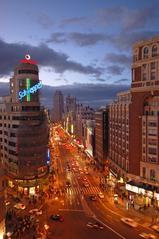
[0,55,49,195]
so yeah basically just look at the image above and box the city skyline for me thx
[0,0,159,88]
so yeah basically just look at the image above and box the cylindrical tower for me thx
[0,55,49,195]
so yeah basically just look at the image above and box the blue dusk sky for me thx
[0,0,159,87]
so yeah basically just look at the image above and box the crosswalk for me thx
[65,186,101,196]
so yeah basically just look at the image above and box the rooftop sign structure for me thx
[20,54,37,65]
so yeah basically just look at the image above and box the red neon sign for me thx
[20,54,37,65]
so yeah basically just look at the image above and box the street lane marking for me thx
[59,208,84,212]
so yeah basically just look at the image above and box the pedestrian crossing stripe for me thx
[66,186,101,195]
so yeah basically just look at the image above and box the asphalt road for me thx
[38,126,155,239]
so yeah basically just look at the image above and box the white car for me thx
[83,182,90,187]
[14,203,26,210]
[36,210,42,215]
[151,224,159,233]
[121,217,138,228]
[5,200,11,206]
[29,209,42,215]
[98,192,104,199]
[29,208,39,213]
[139,232,156,239]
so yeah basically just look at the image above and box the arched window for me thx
[143,47,149,59]
[152,45,158,57]
[150,169,155,181]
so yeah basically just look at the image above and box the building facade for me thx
[0,160,6,239]
[108,36,159,206]
[53,90,64,123]
[95,107,109,169]
[75,104,94,146]
[64,95,76,135]
[0,55,49,195]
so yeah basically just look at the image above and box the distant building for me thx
[65,95,76,116]
[53,90,64,123]
[108,36,159,207]
[95,107,109,169]
[75,104,94,146]
[0,55,49,195]
[64,95,76,135]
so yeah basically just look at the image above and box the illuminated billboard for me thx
[19,80,42,101]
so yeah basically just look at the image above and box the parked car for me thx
[139,232,156,239]
[121,217,138,227]
[50,214,64,222]
[14,203,26,210]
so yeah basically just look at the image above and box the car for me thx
[121,217,138,228]
[14,203,26,210]
[89,195,97,201]
[83,182,90,187]
[50,214,64,222]
[139,232,157,239]
[29,208,39,213]
[66,181,71,187]
[98,192,104,199]
[151,224,159,233]
[86,221,104,230]
[93,222,104,230]
[36,210,42,215]
[5,200,11,206]
[86,222,94,228]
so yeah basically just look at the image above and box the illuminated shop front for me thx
[126,181,159,207]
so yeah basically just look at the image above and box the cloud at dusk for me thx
[0,39,102,77]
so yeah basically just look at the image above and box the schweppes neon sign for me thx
[19,81,42,101]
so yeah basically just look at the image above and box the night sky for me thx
[0,0,159,100]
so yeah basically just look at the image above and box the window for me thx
[143,47,149,58]
[148,147,157,155]
[150,169,155,181]
[143,64,147,70]
[151,71,156,80]
[149,156,157,163]
[148,139,157,145]
[152,45,158,57]
[142,167,146,178]
[18,69,38,75]
[148,121,157,127]
[143,73,147,81]
[151,62,156,70]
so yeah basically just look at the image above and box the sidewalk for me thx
[105,187,159,227]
